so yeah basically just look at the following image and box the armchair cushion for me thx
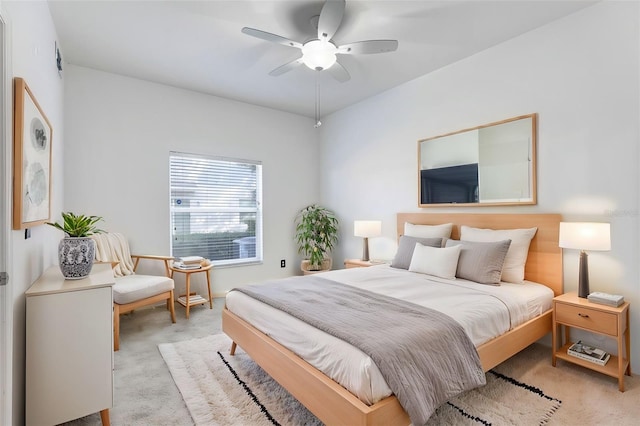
[113,275,174,305]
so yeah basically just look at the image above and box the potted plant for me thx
[295,204,339,272]
[47,212,104,279]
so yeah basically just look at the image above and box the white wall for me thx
[321,1,639,365]
[64,65,320,298]
[1,1,65,424]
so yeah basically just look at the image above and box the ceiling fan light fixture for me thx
[242,0,397,83]
[301,39,337,71]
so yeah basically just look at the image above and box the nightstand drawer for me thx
[555,303,617,335]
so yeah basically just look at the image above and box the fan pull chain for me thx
[314,79,322,128]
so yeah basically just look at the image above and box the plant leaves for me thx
[294,204,339,265]
[46,211,104,237]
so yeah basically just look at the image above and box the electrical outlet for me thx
[280,259,286,268]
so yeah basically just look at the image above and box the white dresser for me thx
[26,263,115,426]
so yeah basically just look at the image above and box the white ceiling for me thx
[47,0,595,119]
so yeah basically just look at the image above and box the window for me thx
[169,152,262,266]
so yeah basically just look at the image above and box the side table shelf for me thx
[177,293,208,308]
[554,342,626,378]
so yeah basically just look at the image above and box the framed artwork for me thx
[12,77,53,230]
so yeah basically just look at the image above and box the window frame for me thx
[169,151,263,267]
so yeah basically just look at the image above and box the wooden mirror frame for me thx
[418,113,537,207]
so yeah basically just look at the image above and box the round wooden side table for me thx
[168,263,214,318]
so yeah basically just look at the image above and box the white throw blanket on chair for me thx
[92,233,136,277]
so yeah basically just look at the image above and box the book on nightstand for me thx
[588,292,625,307]
[567,340,610,366]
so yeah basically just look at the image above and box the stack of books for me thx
[177,294,208,307]
[588,292,625,307]
[567,340,610,366]
[173,256,204,270]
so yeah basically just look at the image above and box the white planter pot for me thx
[58,237,96,280]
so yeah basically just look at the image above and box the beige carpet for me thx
[495,341,640,426]
[160,334,564,425]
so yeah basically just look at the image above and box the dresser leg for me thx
[100,408,110,425]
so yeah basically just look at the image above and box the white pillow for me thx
[404,222,453,239]
[408,243,462,280]
[460,226,537,283]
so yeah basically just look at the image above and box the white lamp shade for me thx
[354,220,382,238]
[301,39,337,70]
[559,222,611,251]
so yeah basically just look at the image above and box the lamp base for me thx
[361,237,370,262]
[578,250,590,298]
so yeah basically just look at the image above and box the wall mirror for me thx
[418,113,537,207]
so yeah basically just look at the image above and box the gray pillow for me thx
[391,236,443,270]
[445,239,512,285]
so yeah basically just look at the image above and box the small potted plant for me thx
[47,212,104,279]
[295,204,339,272]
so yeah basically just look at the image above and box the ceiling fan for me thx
[241,0,398,83]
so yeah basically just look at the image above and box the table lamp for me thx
[354,220,381,262]
[559,222,611,298]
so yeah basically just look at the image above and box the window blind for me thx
[169,152,262,266]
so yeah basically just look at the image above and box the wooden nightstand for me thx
[344,259,387,268]
[552,292,631,391]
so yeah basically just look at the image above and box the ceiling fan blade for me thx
[327,60,350,83]
[241,27,302,49]
[338,40,399,55]
[269,57,304,76]
[317,0,345,41]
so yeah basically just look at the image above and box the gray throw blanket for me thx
[233,275,486,425]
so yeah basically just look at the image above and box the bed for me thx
[222,213,562,425]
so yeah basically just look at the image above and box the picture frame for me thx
[12,77,53,230]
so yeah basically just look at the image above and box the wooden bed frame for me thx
[222,213,562,425]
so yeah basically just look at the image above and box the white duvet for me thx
[225,265,553,405]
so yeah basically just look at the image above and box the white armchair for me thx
[92,233,176,351]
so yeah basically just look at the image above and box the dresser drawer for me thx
[555,302,618,335]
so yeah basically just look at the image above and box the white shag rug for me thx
[159,334,561,425]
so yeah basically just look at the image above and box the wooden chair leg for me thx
[168,290,176,323]
[113,304,120,352]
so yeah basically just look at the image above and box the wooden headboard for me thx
[397,213,563,296]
